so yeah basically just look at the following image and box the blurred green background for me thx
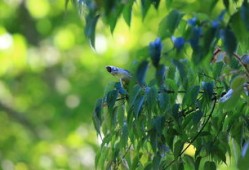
[0,0,163,169]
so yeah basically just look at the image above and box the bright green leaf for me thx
[158,10,184,39]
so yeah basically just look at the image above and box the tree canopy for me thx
[79,0,249,169]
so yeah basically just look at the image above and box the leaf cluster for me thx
[77,0,249,169]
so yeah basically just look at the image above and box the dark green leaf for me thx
[129,85,142,107]
[145,86,158,114]
[241,2,249,31]
[152,0,160,9]
[158,92,169,113]
[158,10,184,39]
[136,60,149,86]
[204,161,216,170]
[213,62,224,79]
[120,123,129,148]
[223,0,229,11]
[193,110,204,125]
[223,28,237,57]
[156,64,166,87]
[152,154,161,170]
[172,59,187,88]
[174,140,184,157]
[106,90,118,113]
[108,4,124,33]
[134,95,145,118]
[123,2,133,26]
[149,128,158,152]
[144,163,153,170]
[183,85,200,107]
[202,82,214,101]
[93,98,103,135]
[202,27,217,56]
[85,13,99,48]
[195,156,202,170]
[131,153,142,170]
[141,0,152,19]
[230,11,249,43]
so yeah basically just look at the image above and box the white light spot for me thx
[0,34,13,50]
[66,95,80,108]
[95,34,107,54]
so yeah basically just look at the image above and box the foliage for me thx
[76,0,249,169]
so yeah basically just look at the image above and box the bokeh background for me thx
[0,0,163,169]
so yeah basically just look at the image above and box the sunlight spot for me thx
[0,33,13,50]
[1,160,14,170]
[95,34,107,54]
[79,147,95,167]
[55,77,71,94]
[39,155,53,169]
[66,94,80,108]
[26,0,50,18]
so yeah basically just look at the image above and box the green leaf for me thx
[172,59,187,88]
[241,2,249,31]
[202,27,217,56]
[223,27,237,57]
[152,154,161,170]
[145,86,158,115]
[136,60,149,86]
[202,82,214,101]
[158,92,169,113]
[152,0,160,9]
[141,0,152,19]
[156,64,166,87]
[183,85,200,107]
[158,10,184,39]
[117,105,125,126]
[238,142,249,170]
[231,75,246,90]
[123,2,133,26]
[230,11,249,44]
[85,13,99,48]
[131,153,142,170]
[106,90,118,113]
[108,4,124,33]
[134,94,145,118]
[129,85,142,107]
[195,156,202,170]
[174,140,184,157]
[193,110,203,125]
[204,161,216,170]
[223,0,229,11]
[149,128,158,152]
[93,98,103,135]
[120,123,129,148]
[213,62,224,79]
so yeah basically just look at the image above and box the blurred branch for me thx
[0,101,39,138]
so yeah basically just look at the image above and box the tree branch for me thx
[0,101,38,138]
[165,98,217,168]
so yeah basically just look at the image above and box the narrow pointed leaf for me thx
[136,60,149,86]
[85,14,99,48]
[158,10,183,39]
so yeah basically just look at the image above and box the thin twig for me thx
[232,52,249,78]
[165,98,217,169]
